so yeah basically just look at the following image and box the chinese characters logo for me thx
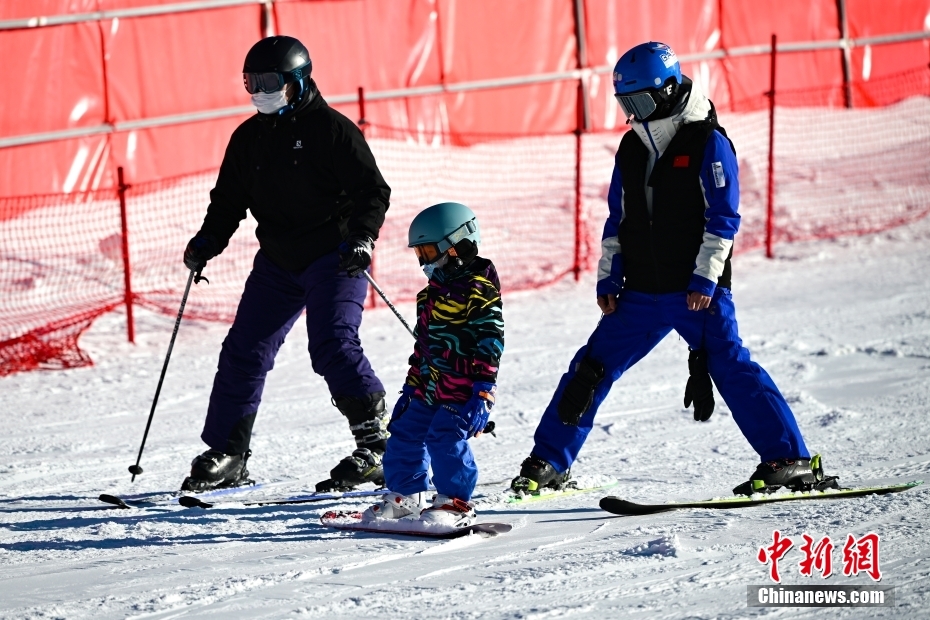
[758,531,882,582]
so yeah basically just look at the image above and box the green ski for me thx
[600,480,923,516]
[504,479,619,505]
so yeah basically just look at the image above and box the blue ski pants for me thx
[382,398,479,501]
[532,289,810,472]
[201,250,384,454]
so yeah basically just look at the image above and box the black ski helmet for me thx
[242,36,312,104]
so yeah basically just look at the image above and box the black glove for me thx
[183,235,215,272]
[338,235,374,277]
[684,348,715,422]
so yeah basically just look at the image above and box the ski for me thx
[178,488,385,509]
[97,477,529,511]
[99,494,141,509]
[97,478,284,510]
[177,479,515,509]
[320,510,512,539]
[503,479,619,505]
[474,476,618,506]
[599,480,923,516]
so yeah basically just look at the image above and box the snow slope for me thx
[1,217,929,619]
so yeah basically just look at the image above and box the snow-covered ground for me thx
[2,217,929,619]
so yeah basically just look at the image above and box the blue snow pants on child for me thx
[201,250,384,455]
[382,398,479,501]
[532,288,810,473]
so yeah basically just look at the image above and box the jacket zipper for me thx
[648,218,661,294]
[645,121,662,294]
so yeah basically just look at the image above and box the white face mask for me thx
[422,254,449,279]
[251,89,289,115]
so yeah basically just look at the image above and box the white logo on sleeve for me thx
[712,161,726,188]
[294,140,302,149]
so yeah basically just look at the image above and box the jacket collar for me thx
[630,77,712,158]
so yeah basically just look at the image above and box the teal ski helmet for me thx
[408,202,480,262]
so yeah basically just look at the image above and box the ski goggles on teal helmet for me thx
[412,243,442,266]
[408,203,480,253]
[411,217,477,266]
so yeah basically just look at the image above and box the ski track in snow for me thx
[2,218,930,618]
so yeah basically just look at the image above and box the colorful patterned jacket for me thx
[405,256,504,405]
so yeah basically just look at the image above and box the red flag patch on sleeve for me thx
[673,155,690,168]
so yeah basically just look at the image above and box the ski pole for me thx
[362,270,415,339]
[128,268,206,481]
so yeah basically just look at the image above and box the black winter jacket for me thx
[197,80,391,272]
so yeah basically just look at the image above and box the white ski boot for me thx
[418,494,476,528]
[361,491,427,522]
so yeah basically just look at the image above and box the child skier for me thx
[362,202,504,528]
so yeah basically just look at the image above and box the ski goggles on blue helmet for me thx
[243,63,311,94]
[614,91,660,121]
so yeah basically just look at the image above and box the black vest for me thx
[616,114,735,294]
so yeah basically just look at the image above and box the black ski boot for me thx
[317,448,384,492]
[510,455,572,494]
[181,449,253,492]
[316,392,389,492]
[733,454,839,496]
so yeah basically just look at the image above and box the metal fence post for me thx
[836,0,853,108]
[573,81,584,280]
[117,166,135,342]
[572,0,591,131]
[357,86,376,309]
[358,86,367,131]
[261,1,276,38]
[765,34,777,259]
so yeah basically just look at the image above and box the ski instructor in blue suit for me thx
[511,42,837,497]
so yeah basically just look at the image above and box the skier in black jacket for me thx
[181,36,391,492]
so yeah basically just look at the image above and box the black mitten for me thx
[557,356,605,426]
[684,348,715,422]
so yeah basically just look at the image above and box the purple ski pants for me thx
[201,250,384,454]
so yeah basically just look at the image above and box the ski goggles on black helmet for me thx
[243,63,311,94]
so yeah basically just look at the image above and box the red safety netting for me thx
[0,189,124,372]
[0,128,588,375]
[4,65,930,376]
[769,66,930,244]
[4,0,930,197]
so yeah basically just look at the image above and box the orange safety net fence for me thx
[2,66,929,376]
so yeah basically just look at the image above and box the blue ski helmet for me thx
[612,42,682,121]
[408,202,480,254]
